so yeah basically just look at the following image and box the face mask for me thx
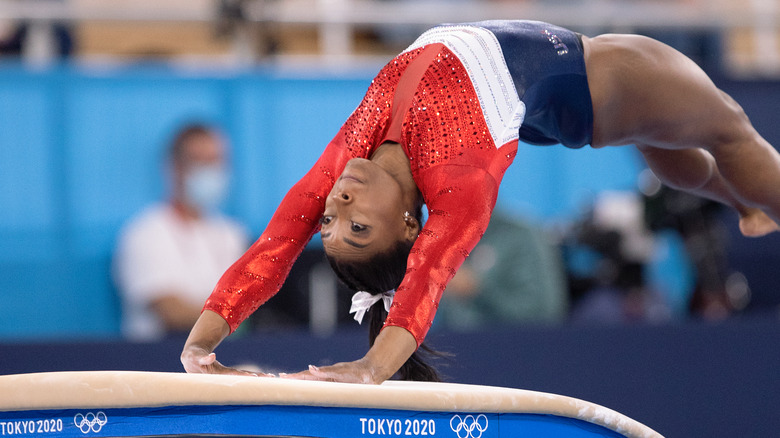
[183,165,228,213]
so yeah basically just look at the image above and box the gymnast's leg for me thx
[635,145,779,236]
[584,33,780,236]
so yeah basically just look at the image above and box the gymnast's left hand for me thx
[283,326,418,384]
[283,359,378,384]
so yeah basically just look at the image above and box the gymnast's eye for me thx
[351,222,366,233]
[320,216,333,226]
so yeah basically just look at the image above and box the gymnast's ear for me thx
[403,211,420,242]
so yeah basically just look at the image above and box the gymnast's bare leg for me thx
[584,34,780,237]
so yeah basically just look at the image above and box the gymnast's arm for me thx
[292,325,418,384]
[181,310,263,376]
[181,138,353,376]
[385,165,499,345]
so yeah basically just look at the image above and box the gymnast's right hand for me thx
[180,346,267,376]
[180,310,272,377]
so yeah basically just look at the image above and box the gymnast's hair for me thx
[326,206,447,382]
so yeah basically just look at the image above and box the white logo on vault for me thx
[73,412,107,434]
[450,414,488,438]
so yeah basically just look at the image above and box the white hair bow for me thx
[349,290,395,324]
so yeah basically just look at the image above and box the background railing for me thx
[1,0,779,75]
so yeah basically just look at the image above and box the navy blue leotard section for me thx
[466,20,594,149]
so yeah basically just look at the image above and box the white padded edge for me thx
[0,371,662,438]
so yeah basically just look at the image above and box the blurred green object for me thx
[436,210,568,330]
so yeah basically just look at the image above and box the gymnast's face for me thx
[321,158,411,261]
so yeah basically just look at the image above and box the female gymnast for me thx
[182,20,780,384]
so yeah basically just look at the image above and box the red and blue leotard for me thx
[204,21,592,346]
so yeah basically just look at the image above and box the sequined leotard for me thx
[204,20,593,346]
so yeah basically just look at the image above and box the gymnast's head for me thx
[321,169,438,381]
[320,154,442,381]
[320,155,423,267]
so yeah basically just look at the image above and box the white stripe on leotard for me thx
[404,25,524,149]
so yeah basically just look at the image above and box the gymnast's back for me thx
[406,20,594,149]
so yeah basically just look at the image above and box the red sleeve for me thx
[384,164,500,346]
[203,133,355,332]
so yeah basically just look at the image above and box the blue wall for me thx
[0,64,379,339]
[0,61,752,340]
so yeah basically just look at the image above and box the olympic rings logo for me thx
[450,414,488,438]
[73,412,107,434]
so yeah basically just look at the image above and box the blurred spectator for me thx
[642,173,749,319]
[435,210,568,331]
[564,191,671,324]
[114,123,249,341]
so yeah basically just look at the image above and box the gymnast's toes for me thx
[739,209,780,237]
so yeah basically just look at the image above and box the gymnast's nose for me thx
[333,190,351,203]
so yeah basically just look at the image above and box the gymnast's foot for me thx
[739,208,780,237]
